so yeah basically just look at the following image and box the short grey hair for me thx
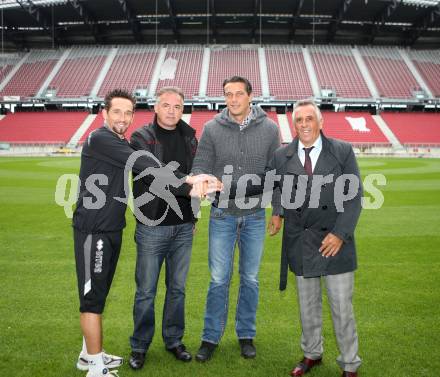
[292,99,322,123]
[155,86,184,104]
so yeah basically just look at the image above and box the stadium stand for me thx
[206,46,262,97]
[380,113,440,145]
[0,64,13,85]
[155,46,204,99]
[1,45,439,102]
[264,110,295,143]
[0,45,439,156]
[409,49,440,98]
[359,47,420,99]
[0,50,63,98]
[0,111,88,144]
[98,46,160,98]
[78,112,105,144]
[310,45,371,99]
[186,111,212,140]
[0,53,23,87]
[48,47,109,98]
[265,45,313,100]
[320,112,390,145]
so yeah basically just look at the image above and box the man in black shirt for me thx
[128,87,198,369]
[73,89,206,377]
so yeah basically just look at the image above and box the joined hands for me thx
[186,174,223,199]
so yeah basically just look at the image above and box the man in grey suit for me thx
[268,99,362,377]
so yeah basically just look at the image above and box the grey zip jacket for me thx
[192,106,282,216]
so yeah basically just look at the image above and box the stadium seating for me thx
[0,54,23,87]
[0,65,13,85]
[310,45,371,98]
[0,50,62,98]
[207,46,262,97]
[1,45,439,102]
[155,46,204,99]
[48,47,109,98]
[1,45,439,152]
[359,47,419,98]
[320,112,390,144]
[98,46,159,97]
[380,113,440,145]
[0,112,88,143]
[187,111,214,140]
[3,110,440,150]
[265,46,313,100]
[408,49,440,98]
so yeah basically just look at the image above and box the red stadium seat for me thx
[49,48,109,97]
[98,46,159,97]
[310,46,371,99]
[0,112,88,144]
[381,113,440,145]
[265,46,313,100]
[359,47,419,99]
[207,47,262,97]
[156,46,204,99]
[0,50,61,98]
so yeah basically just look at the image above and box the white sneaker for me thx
[85,368,119,377]
[77,351,123,371]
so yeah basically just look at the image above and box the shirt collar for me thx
[227,106,254,128]
[298,134,322,153]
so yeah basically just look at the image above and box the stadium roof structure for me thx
[0,0,439,50]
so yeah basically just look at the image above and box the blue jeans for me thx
[130,222,193,352]
[202,207,266,344]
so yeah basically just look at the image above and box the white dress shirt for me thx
[298,135,322,173]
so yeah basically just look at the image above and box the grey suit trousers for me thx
[295,271,362,372]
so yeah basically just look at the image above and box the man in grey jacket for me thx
[192,76,282,361]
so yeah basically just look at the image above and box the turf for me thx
[0,156,439,377]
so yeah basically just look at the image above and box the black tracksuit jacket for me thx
[73,126,188,233]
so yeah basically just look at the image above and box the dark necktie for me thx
[303,146,314,176]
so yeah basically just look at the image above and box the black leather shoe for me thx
[195,341,217,362]
[129,351,146,370]
[290,357,322,376]
[239,339,256,359]
[167,344,192,362]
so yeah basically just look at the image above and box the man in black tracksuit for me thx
[128,87,198,369]
[73,89,200,377]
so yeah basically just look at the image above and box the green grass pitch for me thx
[0,156,439,377]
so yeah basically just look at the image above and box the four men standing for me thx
[73,79,362,377]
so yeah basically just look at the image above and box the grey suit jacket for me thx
[270,132,362,288]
